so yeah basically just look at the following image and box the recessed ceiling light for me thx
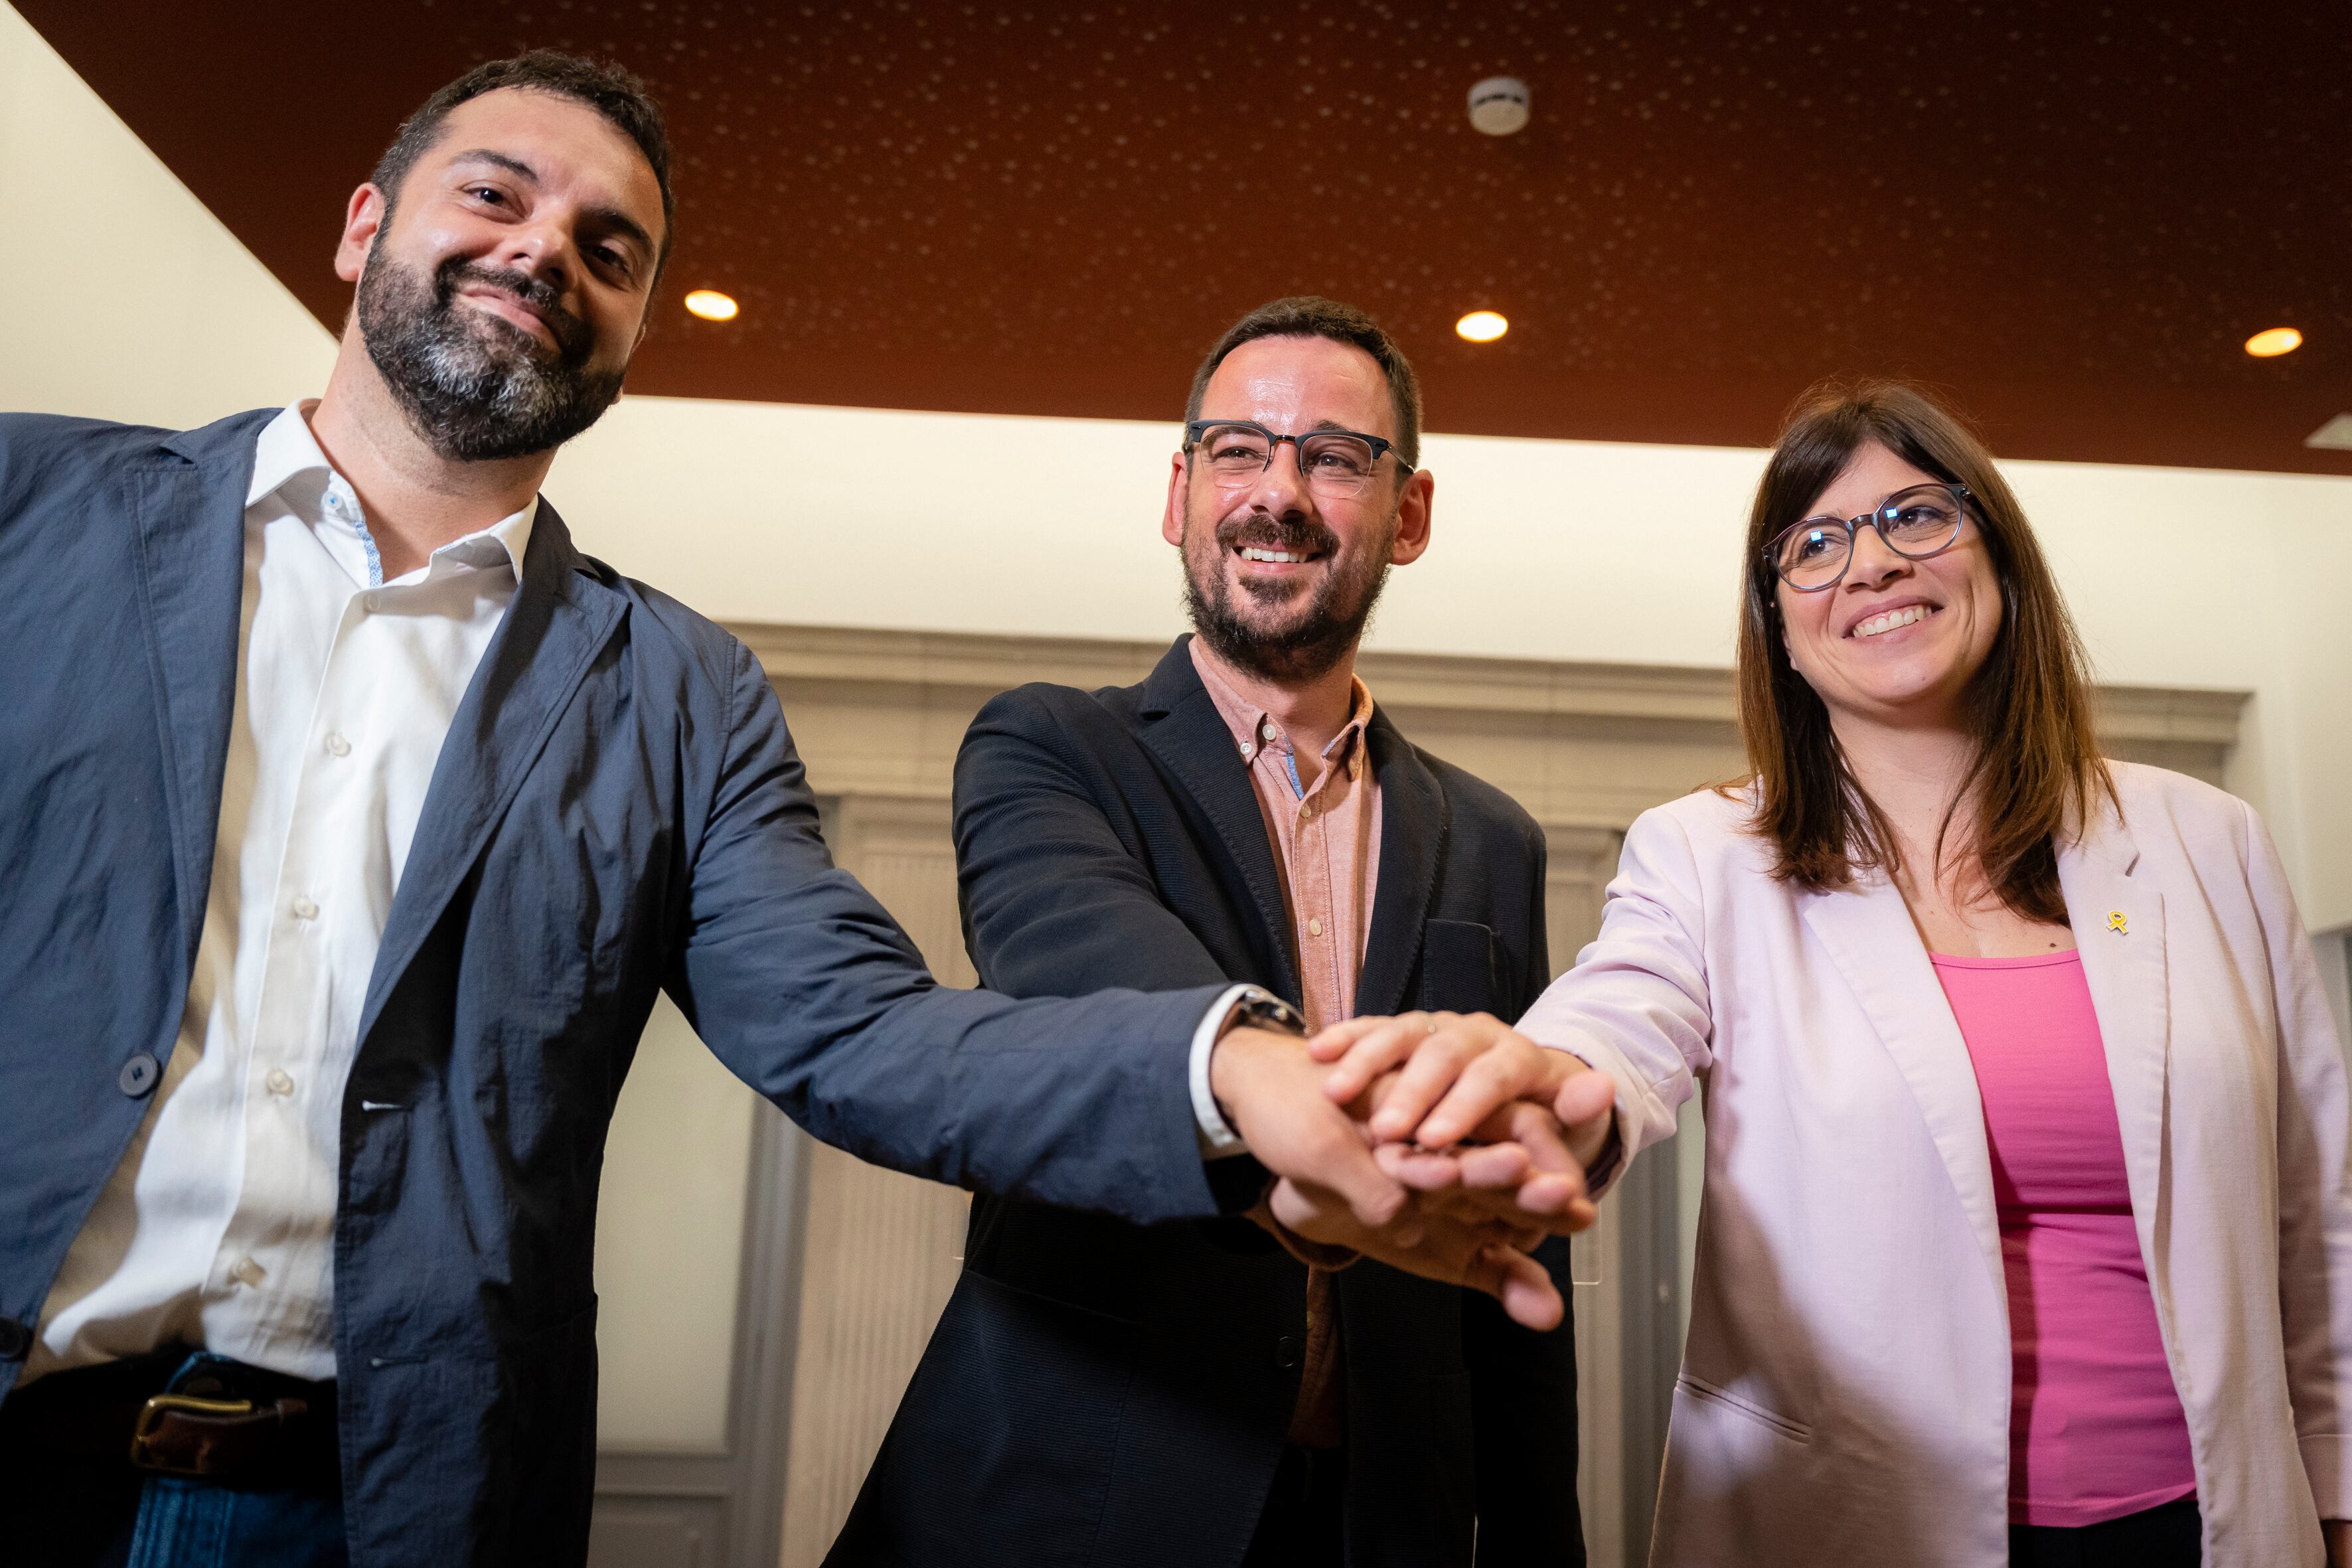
[1456,310,1508,343]
[684,289,740,322]
[2245,326,2302,358]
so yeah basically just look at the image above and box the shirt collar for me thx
[246,401,537,584]
[433,505,536,582]
[1188,637,1375,777]
[245,402,333,510]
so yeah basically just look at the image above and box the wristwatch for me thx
[1218,986,1306,1042]
[1197,986,1308,1155]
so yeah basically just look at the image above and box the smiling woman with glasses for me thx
[1577,381,2352,1566]
[1315,378,2352,1568]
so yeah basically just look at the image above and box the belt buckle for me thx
[129,1393,257,1476]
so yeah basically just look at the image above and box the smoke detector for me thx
[1468,76,1531,136]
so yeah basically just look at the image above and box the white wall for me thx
[0,3,335,425]
[593,995,755,1450]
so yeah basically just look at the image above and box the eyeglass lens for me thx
[1774,485,1966,589]
[1195,423,1380,497]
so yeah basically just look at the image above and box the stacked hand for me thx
[1211,1013,1617,1331]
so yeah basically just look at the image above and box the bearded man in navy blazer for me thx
[0,59,1583,1568]
[834,300,1591,1568]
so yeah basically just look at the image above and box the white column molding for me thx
[730,622,2249,818]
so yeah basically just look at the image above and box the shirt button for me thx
[1273,1335,1302,1370]
[229,1257,268,1289]
[1308,917,1324,937]
[291,896,319,921]
[266,1068,296,1097]
[324,732,351,757]
[361,593,383,612]
[1261,721,1279,742]
[1239,742,1255,759]
[0,1316,29,1362]
[118,1052,161,1098]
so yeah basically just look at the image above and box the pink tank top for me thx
[1930,950,2198,1527]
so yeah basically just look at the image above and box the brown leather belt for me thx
[0,1349,339,1492]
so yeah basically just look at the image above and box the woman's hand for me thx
[1310,1010,1618,1169]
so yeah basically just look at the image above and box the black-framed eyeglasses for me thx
[1183,419,1398,499]
[1764,483,1974,591]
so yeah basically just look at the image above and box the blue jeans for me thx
[115,1477,348,1568]
[22,1470,346,1568]
[24,1470,347,1568]
[11,1351,347,1568]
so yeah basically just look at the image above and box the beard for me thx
[1181,502,1394,684]
[355,240,626,462]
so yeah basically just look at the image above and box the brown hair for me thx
[1735,380,2113,921]
[371,51,675,279]
[1185,296,1424,470]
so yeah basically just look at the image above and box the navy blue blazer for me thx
[831,641,1583,1568]
[0,410,1245,1568]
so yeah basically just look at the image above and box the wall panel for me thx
[777,796,976,1568]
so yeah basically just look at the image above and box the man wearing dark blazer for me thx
[0,66,1569,1568]
[835,299,1586,1568]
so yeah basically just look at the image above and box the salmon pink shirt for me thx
[1932,949,2199,1527]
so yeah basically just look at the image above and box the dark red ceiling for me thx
[23,0,2351,474]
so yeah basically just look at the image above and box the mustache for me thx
[1215,516,1339,557]
[435,258,591,362]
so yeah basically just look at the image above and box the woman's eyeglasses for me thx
[1765,483,1973,591]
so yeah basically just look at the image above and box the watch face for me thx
[1245,997,1304,1034]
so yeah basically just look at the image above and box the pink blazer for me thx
[1519,762,2352,1567]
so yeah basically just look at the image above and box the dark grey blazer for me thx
[830,641,1583,1568]
[0,410,1250,1568]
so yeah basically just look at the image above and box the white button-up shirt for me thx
[27,403,534,1382]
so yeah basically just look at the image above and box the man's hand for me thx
[1211,1024,1414,1234]
[1310,1011,1617,1173]
[1265,1175,1567,1330]
[1212,1026,1595,1328]
[1370,1090,1597,1239]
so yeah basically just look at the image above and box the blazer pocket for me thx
[1419,919,1500,1016]
[1674,1370,1812,1445]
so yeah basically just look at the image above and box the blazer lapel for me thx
[2057,807,2169,1225]
[1354,712,1445,1020]
[137,410,275,971]
[356,501,626,1043]
[1800,878,2006,1300]
[1137,639,1301,1004]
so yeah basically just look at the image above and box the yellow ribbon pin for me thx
[2106,910,2128,935]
